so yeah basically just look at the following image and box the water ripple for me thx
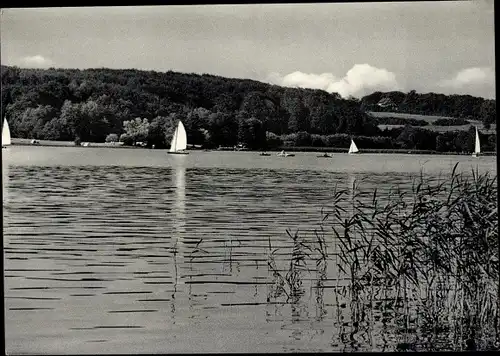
[3,154,495,354]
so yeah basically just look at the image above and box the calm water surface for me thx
[3,146,496,354]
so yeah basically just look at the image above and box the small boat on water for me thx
[472,127,481,158]
[2,118,11,148]
[348,139,359,155]
[259,152,271,156]
[168,120,189,155]
[277,150,295,157]
[317,153,333,158]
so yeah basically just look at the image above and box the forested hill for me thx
[361,90,496,127]
[0,65,496,151]
[1,65,378,147]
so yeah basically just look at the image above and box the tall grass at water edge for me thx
[267,163,498,351]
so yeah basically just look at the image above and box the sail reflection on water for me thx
[171,163,186,285]
[2,155,10,207]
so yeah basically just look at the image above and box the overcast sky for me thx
[1,2,495,99]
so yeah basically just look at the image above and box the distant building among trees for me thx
[377,97,397,110]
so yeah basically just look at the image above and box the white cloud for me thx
[266,64,400,98]
[20,55,54,68]
[439,67,495,89]
[436,67,495,98]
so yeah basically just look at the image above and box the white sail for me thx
[348,139,359,154]
[169,121,188,152]
[474,127,481,155]
[176,121,188,151]
[2,118,11,146]
[169,125,179,152]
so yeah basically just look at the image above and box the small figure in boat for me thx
[317,152,332,158]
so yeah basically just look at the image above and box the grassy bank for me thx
[369,111,497,134]
[378,123,497,134]
[267,165,499,351]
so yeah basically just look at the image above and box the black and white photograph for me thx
[1,1,498,353]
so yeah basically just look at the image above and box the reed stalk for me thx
[269,163,497,351]
[329,164,498,351]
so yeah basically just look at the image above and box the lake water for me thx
[3,146,497,354]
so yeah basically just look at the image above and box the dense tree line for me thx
[370,115,429,126]
[1,65,496,153]
[372,116,472,127]
[273,125,496,153]
[361,90,496,128]
[431,118,470,126]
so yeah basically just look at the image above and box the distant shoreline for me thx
[12,138,138,149]
[275,146,497,156]
[9,138,496,156]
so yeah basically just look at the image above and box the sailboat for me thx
[348,139,359,154]
[317,152,333,158]
[168,120,189,155]
[2,118,11,148]
[472,127,481,158]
